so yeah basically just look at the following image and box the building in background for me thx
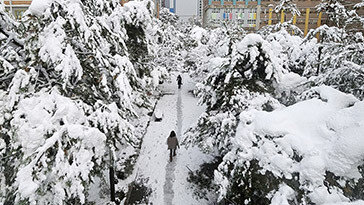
[197,0,203,20]
[203,0,364,36]
[203,0,262,30]
[3,0,32,20]
[161,0,176,13]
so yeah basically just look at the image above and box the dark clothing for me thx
[167,136,179,150]
[169,149,177,162]
[167,133,179,162]
[177,75,182,89]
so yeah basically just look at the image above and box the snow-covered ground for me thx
[128,73,212,204]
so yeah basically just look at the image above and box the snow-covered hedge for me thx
[216,86,364,204]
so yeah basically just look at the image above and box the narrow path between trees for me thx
[131,73,212,205]
[163,89,181,204]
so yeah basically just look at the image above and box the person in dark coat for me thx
[167,131,179,162]
[177,75,182,89]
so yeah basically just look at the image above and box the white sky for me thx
[176,0,198,19]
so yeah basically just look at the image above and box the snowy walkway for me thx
[132,73,212,205]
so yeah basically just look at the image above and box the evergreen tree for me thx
[316,0,349,29]
[154,8,185,72]
[352,0,364,28]
[0,2,24,90]
[274,0,301,18]
[185,33,284,153]
[0,2,25,204]
[0,0,160,203]
[304,15,364,99]
[121,0,155,79]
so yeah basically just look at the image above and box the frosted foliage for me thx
[270,184,295,205]
[0,0,162,204]
[185,90,281,154]
[274,0,301,16]
[187,26,231,81]
[28,0,53,16]
[153,9,184,73]
[355,1,364,8]
[303,26,364,100]
[185,33,285,155]
[216,86,364,203]
[121,1,153,28]
[8,70,33,109]
[0,1,23,90]
[232,33,286,81]
[316,0,349,28]
[12,90,107,204]
[306,25,345,43]
[186,26,364,204]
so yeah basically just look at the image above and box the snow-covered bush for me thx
[215,86,364,204]
[258,23,303,39]
[0,3,25,204]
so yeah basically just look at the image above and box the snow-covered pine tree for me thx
[0,0,159,204]
[258,0,302,36]
[0,2,25,204]
[185,33,288,203]
[351,0,364,29]
[0,2,24,90]
[154,8,185,72]
[316,0,349,29]
[185,33,284,154]
[120,0,155,79]
[274,0,301,18]
[303,2,364,99]
[185,26,233,82]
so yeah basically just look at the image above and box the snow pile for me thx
[216,85,364,204]
[28,0,54,16]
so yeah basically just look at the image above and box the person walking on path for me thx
[177,75,182,89]
[167,131,179,162]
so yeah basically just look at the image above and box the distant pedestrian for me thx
[177,75,182,89]
[167,131,179,162]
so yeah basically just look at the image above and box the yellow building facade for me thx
[4,0,32,20]
[203,0,364,36]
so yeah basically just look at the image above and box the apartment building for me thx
[197,0,203,19]
[161,0,176,13]
[3,0,32,20]
[203,0,364,35]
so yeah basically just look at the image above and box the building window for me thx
[13,8,27,20]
